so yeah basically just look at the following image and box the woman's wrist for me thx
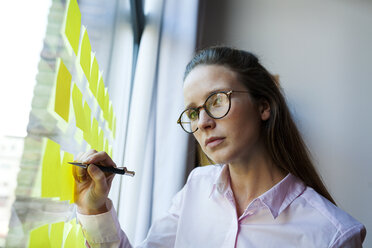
[78,202,109,215]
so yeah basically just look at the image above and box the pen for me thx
[68,162,135,176]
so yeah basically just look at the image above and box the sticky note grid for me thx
[27,0,120,246]
[28,220,86,248]
[59,0,117,149]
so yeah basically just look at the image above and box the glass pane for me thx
[4,0,134,246]
[0,1,51,246]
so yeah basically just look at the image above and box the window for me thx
[4,0,139,246]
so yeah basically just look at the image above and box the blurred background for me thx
[0,0,371,247]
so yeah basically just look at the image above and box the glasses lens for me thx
[180,109,198,133]
[206,92,230,118]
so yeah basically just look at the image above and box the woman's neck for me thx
[228,147,287,216]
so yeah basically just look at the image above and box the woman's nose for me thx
[197,109,216,131]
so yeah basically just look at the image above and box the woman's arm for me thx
[73,150,182,247]
[77,199,132,248]
[77,195,182,248]
[73,150,130,247]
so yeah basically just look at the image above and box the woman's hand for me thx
[72,150,116,215]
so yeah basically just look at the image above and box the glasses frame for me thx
[177,90,250,134]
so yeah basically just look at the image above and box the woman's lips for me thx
[205,137,225,148]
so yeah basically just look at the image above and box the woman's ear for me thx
[259,99,270,121]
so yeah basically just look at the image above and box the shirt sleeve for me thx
[77,199,132,248]
[77,186,186,248]
[329,223,366,248]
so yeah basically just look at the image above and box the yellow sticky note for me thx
[90,118,99,149]
[75,224,86,247]
[63,0,81,55]
[97,77,105,110]
[98,128,104,151]
[79,28,92,82]
[103,89,110,121]
[42,139,61,198]
[50,222,64,248]
[108,102,113,130]
[89,55,99,96]
[108,145,113,158]
[54,59,72,122]
[113,115,117,138]
[104,138,109,153]
[83,101,92,143]
[72,84,85,131]
[64,221,77,248]
[61,152,75,203]
[28,224,51,248]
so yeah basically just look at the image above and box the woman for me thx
[74,46,366,247]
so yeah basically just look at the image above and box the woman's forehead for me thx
[183,65,243,105]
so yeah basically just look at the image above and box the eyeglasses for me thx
[177,90,250,134]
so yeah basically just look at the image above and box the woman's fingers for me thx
[73,150,97,183]
[75,152,84,162]
[84,151,116,168]
[73,150,116,185]
[106,173,115,188]
[79,149,98,163]
[72,163,89,183]
[77,166,88,182]
[87,164,107,194]
[72,163,87,183]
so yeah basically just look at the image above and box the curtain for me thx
[115,0,199,244]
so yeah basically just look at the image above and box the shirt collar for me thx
[209,164,230,198]
[258,173,306,218]
[209,164,306,219]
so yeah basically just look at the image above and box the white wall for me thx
[198,0,372,246]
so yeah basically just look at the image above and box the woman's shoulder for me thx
[298,186,366,243]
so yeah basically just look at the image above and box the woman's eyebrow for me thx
[185,102,196,110]
[185,88,231,109]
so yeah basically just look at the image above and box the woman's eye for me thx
[213,96,222,106]
[188,110,198,120]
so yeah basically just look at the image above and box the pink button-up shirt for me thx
[78,164,366,247]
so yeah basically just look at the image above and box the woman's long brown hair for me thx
[185,46,336,205]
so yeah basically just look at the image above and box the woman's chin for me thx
[208,154,230,165]
[210,151,241,165]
